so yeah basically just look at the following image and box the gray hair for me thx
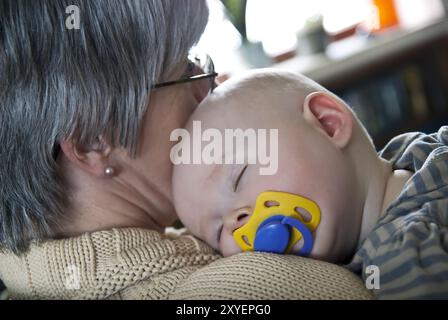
[0,0,209,253]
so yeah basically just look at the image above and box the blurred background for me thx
[196,0,448,149]
[1,0,447,300]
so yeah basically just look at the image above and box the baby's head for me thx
[172,69,377,262]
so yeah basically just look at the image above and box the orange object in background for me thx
[372,0,400,30]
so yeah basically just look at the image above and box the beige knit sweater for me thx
[0,228,372,299]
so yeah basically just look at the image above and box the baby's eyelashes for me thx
[232,164,248,192]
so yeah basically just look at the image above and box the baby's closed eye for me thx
[232,164,248,192]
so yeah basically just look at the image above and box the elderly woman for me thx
[0,0,371,299]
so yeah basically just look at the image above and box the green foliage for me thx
[220,0,247,41]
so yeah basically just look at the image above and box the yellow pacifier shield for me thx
[233,191,321,253]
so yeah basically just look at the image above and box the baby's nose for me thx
[224,209,252,234]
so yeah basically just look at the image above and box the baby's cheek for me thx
[220,232,243,257]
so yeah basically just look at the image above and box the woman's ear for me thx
[60,137,113,177]
[303,91,353,149]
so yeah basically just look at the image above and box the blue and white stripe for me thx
[346,126,448,299]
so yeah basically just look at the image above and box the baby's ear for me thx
[303,92,353,149]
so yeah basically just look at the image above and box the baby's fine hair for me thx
[208,69,373,145]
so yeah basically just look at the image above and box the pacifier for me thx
[233,191,321,257]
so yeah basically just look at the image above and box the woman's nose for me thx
[223,209,252,234]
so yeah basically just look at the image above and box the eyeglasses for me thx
[151,53,218,94]
[52,54,217,161]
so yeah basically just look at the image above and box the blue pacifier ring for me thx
[281,216,314,257]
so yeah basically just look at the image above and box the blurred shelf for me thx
[274,18,448,89]
[373,111,448,150]
[273,18,448,150]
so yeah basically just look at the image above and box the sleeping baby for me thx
[171,69,448,299]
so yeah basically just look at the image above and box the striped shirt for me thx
[346,126,448,299]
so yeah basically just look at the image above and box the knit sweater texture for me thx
[0,228,372,299]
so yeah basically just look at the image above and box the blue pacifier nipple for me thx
[253,217,290,254]
[253,215,314,256]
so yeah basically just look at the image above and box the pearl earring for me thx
[104,166,115,177]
